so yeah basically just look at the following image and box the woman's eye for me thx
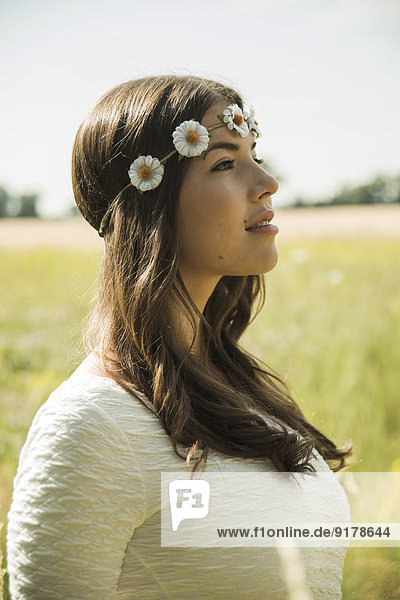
[212,157,264,172]
[212,160,234,171]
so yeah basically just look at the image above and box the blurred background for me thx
[1,0,399,598]
[1,0,400,215]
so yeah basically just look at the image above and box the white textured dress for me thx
[7,352,350,599]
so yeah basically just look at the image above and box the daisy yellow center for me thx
[139,166,152,180]
[186,131,199,144]
[254,120,258,126]
[233,114,244,126]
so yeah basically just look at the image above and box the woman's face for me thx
[177,100,279,291]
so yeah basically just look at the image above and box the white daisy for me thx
[128,155,164,192]
[247,105,262,139]
[222,104,249,137]
[172,120,210,157]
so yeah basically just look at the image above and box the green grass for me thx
[1,240,400,599]
[243,239,400,474]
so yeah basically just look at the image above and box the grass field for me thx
[1,210,400,598]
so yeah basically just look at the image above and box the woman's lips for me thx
[246,223,279,234]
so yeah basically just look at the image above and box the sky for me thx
[0,0,399,217]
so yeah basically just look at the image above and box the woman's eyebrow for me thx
[204,140,257,158]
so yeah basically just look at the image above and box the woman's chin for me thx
[237,253,279,276]
[258,247,279,274]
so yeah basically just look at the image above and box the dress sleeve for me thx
[6,395,147,599]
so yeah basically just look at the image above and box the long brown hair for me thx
[72,74,353,473]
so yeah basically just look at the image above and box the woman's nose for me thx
[264,171,279,196]
[251,171,279,204]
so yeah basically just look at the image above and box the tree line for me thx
[1,172,400,217]
[0,187,39,218]
[292,174,400,207]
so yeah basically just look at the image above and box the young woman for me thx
[6,75,353,599]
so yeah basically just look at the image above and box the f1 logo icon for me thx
[169,479,210,531]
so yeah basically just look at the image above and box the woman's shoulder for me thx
[40,352,154,422]
[19,353,164,467]
[16,378,132,474]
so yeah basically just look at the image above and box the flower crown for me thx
[98,104,261,237]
